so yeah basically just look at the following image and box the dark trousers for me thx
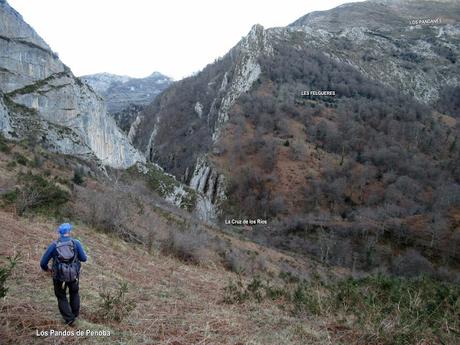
[53,278,80,323]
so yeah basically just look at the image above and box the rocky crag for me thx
[81,72,172,133]
[0,0,144,168]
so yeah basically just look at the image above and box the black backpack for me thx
[54,240,80,282]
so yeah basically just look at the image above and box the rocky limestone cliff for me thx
[0,1,63,93]
[212,24,273,141]
[81,72,172,135]
[129,24,276,220]
[131,0,460,220]
[0,1,144,168]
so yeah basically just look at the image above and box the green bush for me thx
[329,275,460,344]
[0,134,11,153]
[2,189,18,204]
[223,277,284,304]
[291,281,322,316]
[0,254,20,298]
[279,270,300,284]
[14,153,29,166]
[97,282,136,322]
[223,278,248,304]
[3,172,70,216]
[72,168,85,185]
[222,274,460,343]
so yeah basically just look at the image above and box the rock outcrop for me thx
[81,72,172,135]
[212,24,272,141]
[0,93,12,137]
[189,156,226,221]
[0,1,144,168]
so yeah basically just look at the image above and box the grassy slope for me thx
[2,139,457,344]
[0,210,330,345]
[0,139,331,344]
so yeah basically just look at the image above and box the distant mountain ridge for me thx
[81,71,172,113]
[290,0,460,32]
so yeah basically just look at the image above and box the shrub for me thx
[2,189,18,204]
[14,153,29,166]
[222,248,250,273]
[222,247,269,275]
[392,249,434,278]
[3,172,70,216]
[72,167,85,185]
[329,275,460,344]
[223,274,460,343]
[0,134,11,153]
[97,282,136,322]
[223,277,284,304]
[161,222,215,265]
[84,191,142,244]
[291,281,323,316]
[0,254,20,298]
[223,277,247,304]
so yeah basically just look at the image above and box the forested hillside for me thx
[132,0,460,277]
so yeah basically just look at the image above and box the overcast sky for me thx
[8,0,364,80]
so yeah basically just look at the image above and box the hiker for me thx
[40,223,87,325]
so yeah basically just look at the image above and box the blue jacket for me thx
[40,236,88,271]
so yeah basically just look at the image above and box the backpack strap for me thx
[70,239,78,263]
[70,240,80,279]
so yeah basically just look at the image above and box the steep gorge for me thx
[132,0,460,269]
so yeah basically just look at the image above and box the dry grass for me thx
[0,210,335,344]
[0,136,338,344]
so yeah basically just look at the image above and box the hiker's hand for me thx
[45,268,53,276]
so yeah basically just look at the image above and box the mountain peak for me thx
[82,71,172,115]
[148,71,164,78]
[250,23,264,32]
[289,0,460,31]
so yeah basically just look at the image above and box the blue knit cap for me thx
[58,223,72,235]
